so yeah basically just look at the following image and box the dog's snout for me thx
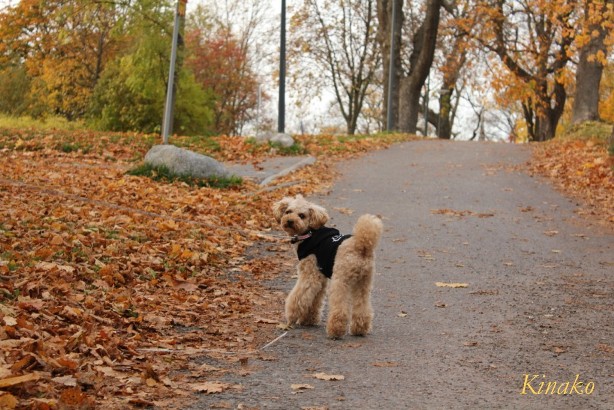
[286,220,294,227]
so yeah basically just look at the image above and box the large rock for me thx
[270,132,295,148]
[144,144,230,179]
[254,132,295,148]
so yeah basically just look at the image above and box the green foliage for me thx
[57,142,92,154]
[127,162,242,189]
[561,121,612,142]
[89,41,215,135]
[0,64,30,116]
[268,141,307,156]
[173,135,222,153]
[0,114,86,131]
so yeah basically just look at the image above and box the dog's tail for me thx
[351,214,383,257]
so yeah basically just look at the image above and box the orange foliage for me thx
[528,138,614,224]
[0,128,416,407]
[185,28,259,136]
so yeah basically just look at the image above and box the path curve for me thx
[191,140,613,409]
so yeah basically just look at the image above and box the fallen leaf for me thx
[0,392,17,409]
[0,373,41,388]
[397,311,408,317]
[128,398,155,407]
[291,383,314,391]
[52,375,78,387]
[435,301,447,308]
[463,341,478,347]
[371,361,398,367]
[333,207,353,215]
[312,373,344,381]
[596,343,614,353]
[435,282,468,288]
[191,381,232,394]
[255,317,279,324]
[50,235,64,245]
[543,230,559,236]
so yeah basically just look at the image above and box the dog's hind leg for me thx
[326,277,351,339]
[350,274,373,336]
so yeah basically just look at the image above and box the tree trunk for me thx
[572,0,609,124]
[437,87,453,139]
[397,0,441,134]
[377,0,403,130]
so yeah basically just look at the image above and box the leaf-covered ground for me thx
[2,128,611,408]
[0,128,415,408]
[527,136,614,225]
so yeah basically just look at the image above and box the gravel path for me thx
[190,140,613,410]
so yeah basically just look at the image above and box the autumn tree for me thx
[427,0,477,139]
[377,0,443,134]
[185,27,259,136]
[398,0,443,133]
[0,0,122,119]
[290,0,381,135]
[184,1,269,136]
[471,0,579,141]
[377,0,403,130]
[89,0,214,135]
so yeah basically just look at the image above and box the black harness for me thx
[294,227,352,278]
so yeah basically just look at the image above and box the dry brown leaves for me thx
[0,129,415,408]
[527,138,614,225]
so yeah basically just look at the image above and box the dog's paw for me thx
[350,319,371,336]
[326,326,346,340]
[277,322,294,331]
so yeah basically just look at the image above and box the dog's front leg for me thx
[285,257,325,326]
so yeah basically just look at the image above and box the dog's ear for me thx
[272,197,292,223]
[309,204,329,228]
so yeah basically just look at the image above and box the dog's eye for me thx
[298,213,306,219]
[285,210,292,214]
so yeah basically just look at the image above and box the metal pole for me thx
[424,75,429,137]
[386,0,397,131]
[257,84,262,137]
[162,1,186,144]
[278,0,286,133]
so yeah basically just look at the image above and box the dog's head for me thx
[272,194,329,236]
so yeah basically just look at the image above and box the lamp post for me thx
[278,0,286,133]
[386,0,398,131]
[162,0,187,144]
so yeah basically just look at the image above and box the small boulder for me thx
[269,133,295,148]
[253,132,295,148]
[144,144,230,179]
